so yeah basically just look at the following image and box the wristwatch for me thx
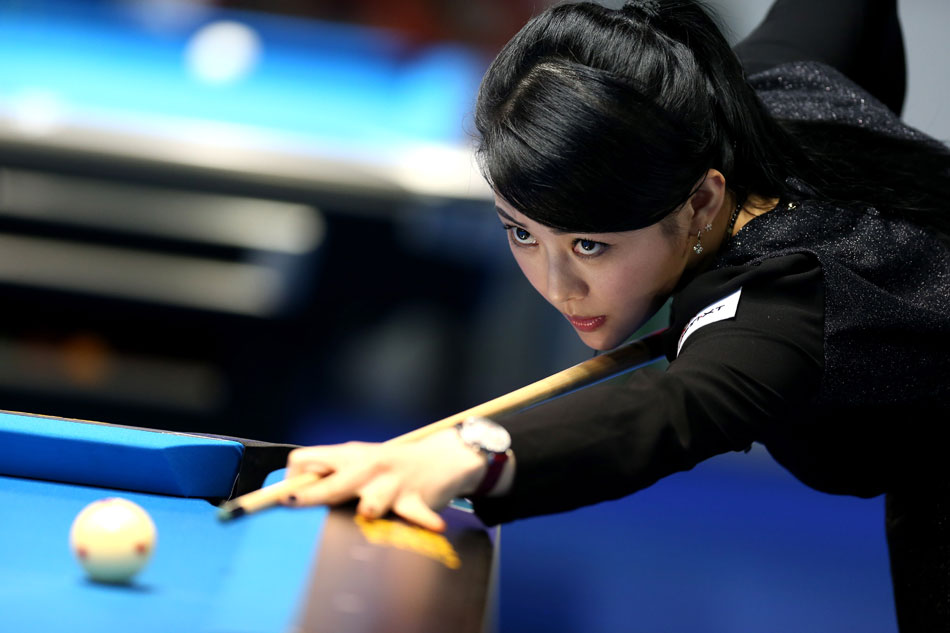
[455,417,512,497]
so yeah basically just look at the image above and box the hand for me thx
[282,429,488,532]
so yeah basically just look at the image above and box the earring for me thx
[694,222,714,255]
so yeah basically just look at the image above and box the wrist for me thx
[455,417,514,497]
[454,442,516,498]
[447,432,488,496]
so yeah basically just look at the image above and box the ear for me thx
[685,169,727,233]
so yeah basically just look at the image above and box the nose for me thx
[546,254,587,304]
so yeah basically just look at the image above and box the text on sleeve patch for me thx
[676,288,743,357]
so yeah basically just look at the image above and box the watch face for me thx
[461,418,511,453]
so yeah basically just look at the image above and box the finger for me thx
[286,443,364,478]
[356,473,401,519]
[285,447,333,479]
[393,492,446,533]
[286,462,333,480]
[286,462,378,507]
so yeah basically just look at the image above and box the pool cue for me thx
[217,329,667,521]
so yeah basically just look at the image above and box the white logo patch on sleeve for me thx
[676,288,743,357]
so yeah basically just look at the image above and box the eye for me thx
[573,239,608,257]
[505,225,537,247]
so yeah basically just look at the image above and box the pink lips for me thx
[566,314,606,332]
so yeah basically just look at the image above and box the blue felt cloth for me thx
[0,412,244,498]
[0,469,327,633]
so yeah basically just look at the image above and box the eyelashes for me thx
[501,224,610,258]
[506,225,536,246]
[574,239,608,257]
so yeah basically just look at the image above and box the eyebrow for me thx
[495,206,571,235]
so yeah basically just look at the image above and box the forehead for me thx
[494,196,575,235]
[494,201,528,225]
[495,195,653,241]
[493,195,523,218]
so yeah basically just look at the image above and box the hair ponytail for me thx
[619,0,806,201]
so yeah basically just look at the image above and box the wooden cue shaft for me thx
[218,330,667,520]
[391,329,667,444]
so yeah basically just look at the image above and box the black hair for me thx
[474,0,950,242]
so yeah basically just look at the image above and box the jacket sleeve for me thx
[473,253,824,525]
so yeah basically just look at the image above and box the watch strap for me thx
[472,450,509,497]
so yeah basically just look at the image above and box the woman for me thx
[284,0,950,628]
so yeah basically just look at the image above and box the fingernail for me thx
[288,495,298,505]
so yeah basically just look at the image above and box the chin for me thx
[578,331,623,352]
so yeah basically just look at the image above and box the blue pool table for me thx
[0,411,497,633]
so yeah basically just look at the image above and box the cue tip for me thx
[217,504,245,522]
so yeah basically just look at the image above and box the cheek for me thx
[510,247,545,294]
[652,239,689,292]
[598,245,683,307]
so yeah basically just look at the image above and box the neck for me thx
[685,190,779,274]
[732,193,780,235]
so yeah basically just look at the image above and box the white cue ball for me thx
[70,497,157,584]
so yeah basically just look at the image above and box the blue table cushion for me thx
[0,412,244,498]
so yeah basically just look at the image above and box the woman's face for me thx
[496,196,691,350]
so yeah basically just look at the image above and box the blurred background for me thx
[1,0,947,631]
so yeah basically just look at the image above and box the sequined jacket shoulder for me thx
[717,62,950,407]
[750,61,932,142]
